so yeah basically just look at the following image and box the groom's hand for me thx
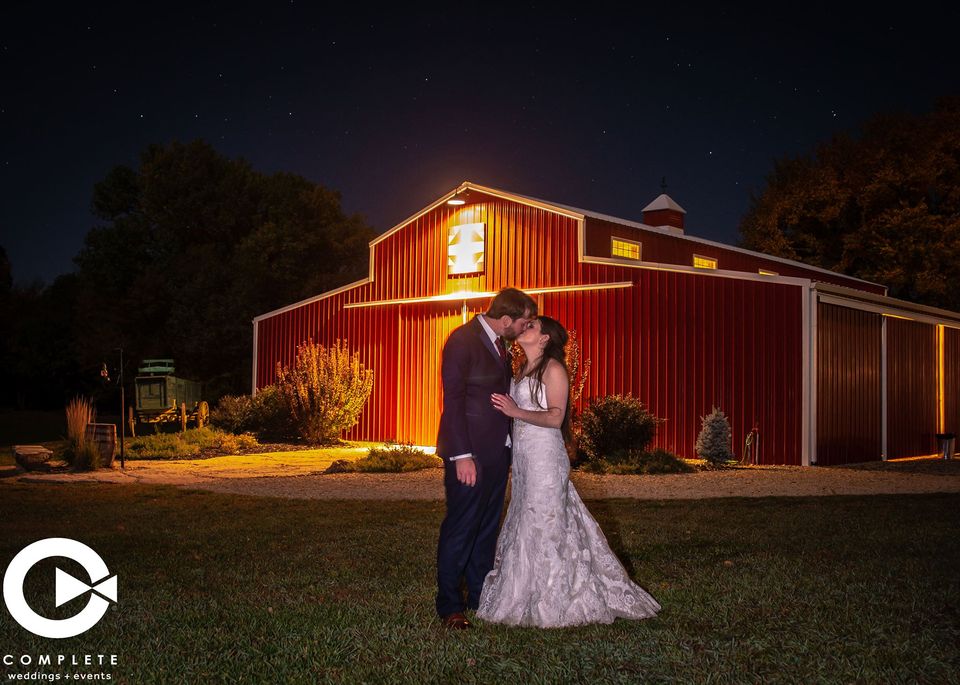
[455,457,477,487]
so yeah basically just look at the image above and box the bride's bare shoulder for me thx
[543,359,568,383]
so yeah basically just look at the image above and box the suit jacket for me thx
[435,316,512,462]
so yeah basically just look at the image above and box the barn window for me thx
[611,237,641,260]
[759,268,778,276]
[447,223,486,275]
[693,255,718,269]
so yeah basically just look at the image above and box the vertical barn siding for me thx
[254,282,398,441]
[816,303,883,464]
[943,327,960,446]
[255,192,802,461]
[395,304,479,445]
[536,272,803,465]
[886,318,938,458]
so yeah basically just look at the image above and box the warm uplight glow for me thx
[759,269,778,276]
[447,223,485,275]
[938,325,945,432]
[611,237,641,260]
[343,282,633,308]
[693,255,718,269]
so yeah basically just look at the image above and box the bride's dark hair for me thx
[519,316,571,440]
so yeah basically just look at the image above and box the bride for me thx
[477,316,661,627]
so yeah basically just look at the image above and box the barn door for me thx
[396,304,471,445]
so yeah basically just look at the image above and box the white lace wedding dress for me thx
[476,377,661,627]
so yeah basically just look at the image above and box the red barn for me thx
[252,182,960,465]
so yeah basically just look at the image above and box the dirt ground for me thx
[4,451,960,500]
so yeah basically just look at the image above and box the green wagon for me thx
[134,359,209,427]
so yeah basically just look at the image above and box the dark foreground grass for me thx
[0,485,958,684]
[0,410,66,448]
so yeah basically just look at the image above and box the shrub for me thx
[578,394,660,466]
[181,426,259,451]
[64,397,96,469]
[211,385,293,440]
[581,447,694,475]
[250,385,293,440]
[564,329,591,407]
[276,339,374,445]
[71,441,102,471]
[696,406,735,466]
[325,443,442,473]
[127,427,260,460]
[210,394,255,434]
[127,433,194,459]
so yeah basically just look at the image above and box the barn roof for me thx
[642,193,687,214]
[392,182,882,290]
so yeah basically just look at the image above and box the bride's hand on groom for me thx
[490,393,519,418]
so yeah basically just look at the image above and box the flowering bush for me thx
[275,339,374,445]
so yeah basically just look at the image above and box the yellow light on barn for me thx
[447,223,485,275]
[693,255,718,270]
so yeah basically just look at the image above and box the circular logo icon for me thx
[3,538,118,639]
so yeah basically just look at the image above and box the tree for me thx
[4,273,86,408]
[73,140,375,402]
[695,407,734,466]
[739,97,960,311]
[0,247,13,406]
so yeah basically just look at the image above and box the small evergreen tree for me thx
[696,406,734,466]
[275,339,373,444]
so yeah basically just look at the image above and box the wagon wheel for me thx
[196,401,210,428]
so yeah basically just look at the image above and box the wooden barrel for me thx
[84,423,117,468]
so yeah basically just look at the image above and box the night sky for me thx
[3,3,958,285]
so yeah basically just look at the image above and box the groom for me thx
[435,287,537,629]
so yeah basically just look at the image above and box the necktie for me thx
[495,337,507,362]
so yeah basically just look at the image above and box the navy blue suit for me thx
[435,316,512,617]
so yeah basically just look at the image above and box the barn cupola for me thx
[642,193,686,232]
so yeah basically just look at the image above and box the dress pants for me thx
[435,446,510,616]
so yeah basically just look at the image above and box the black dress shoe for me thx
[441,612,471,630]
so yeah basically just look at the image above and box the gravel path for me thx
[4,454,960,500]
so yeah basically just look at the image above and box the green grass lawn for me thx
[1,486,957,683]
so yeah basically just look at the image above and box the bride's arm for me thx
[490,360,569,428]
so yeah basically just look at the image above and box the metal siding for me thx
[255,194,803,461]
[886,318,938,458]
[535,271,803,465]
[254,283,397,442]
[815,303,883,464]
[944,327,960,442]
